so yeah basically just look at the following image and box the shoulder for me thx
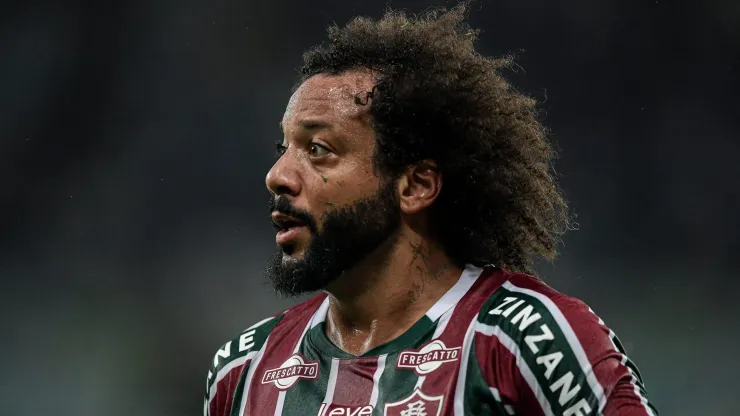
[477,269,607,343]
[205,314,282,393]
[475,270,653,415]
[204,294,329,415]
[475,270,617,381]
[205,293,328,390]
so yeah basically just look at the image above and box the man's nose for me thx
[266,154,301,197]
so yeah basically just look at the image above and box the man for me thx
[204,5,658,416]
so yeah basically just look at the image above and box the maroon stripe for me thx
[419,268,508,412]
[242,294,328,415]
[506,272,654,415]
[331,357,378,405]
[506,273,654,415]
[209,362,248,416]
[602,378,652,416]
[510,364,548,416]
[473,331,548,415]
[472,332,520,412]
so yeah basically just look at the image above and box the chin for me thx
[280,244,307,260]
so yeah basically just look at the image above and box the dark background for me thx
[2,0,738,415]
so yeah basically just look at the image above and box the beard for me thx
[265,180,401,297]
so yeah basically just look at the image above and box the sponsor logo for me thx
[261,354,319,390]
[489,293,594,415]
[317,403,375,416]
[396,340,461,375]
[383,389,443,416]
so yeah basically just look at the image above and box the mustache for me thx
[269,196,318,232]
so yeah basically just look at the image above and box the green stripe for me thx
[281,331,333,414]
[205,315,283,399]
[228,366,249,416]
[283,318,440,415]
[286,314,451,415]
[374,320,438,415]
[464,338,510,416]
[374,351,418,414]
[479,287,599,415]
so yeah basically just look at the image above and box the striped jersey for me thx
[204,265,658,416]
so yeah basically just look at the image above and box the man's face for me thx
[264,71,401,297]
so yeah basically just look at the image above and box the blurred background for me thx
[1,0,738,415]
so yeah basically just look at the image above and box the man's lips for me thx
[275,225,309,246]
[271,212,305,229]
[271,212,308,245]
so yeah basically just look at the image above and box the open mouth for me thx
[271,213,308,246]
[272,217,306,231]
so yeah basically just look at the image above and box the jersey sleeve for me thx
[475,278,659,416]
[203,315,283,416]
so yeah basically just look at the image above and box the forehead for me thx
[282,71,376,131]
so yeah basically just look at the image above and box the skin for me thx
[265,69,463,356]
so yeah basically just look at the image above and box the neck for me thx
[323,230,463,356]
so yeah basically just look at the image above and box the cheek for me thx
[306,157,382,209]
[323,176,381,209]
[302,178,338,221]
[306,182,344,215]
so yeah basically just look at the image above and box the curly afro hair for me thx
[297,3,570,273]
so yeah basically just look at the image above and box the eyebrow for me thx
[279,119,333,133]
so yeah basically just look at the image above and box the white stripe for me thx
[207,316,277,413]
[275,301,330,415]
[310,297,331,328]
[629,371,654,415]
[369,354,387,407]
[475,322,555,416]
[247,316,276,331]
[597,308,654,415]
[238,335,271,416]
[322,358,340,404]
[607,332,630,367]
[606,329,656,416]
[425,264,482,320]
[503,281,607,413]
[416,264,481,391]
[431,301,456,338]
[414,306,456,389]
[596,307,655,416]
[490,386,503,402]
[452,316,477,416]
[489,388,516,415]
[208,352,256,403]
[273,392,287,414]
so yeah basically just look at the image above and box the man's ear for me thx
[396,160,442,215]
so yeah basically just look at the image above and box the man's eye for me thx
[275,142,288,156]
[309,143,330,157]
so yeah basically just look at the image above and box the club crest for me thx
[383,389,443,416]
